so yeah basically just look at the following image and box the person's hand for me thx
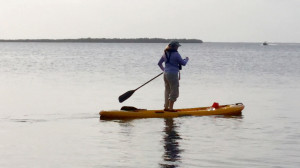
[185,57,189,61]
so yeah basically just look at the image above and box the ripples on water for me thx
[0,42,300,167]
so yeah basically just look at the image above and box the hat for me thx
[168,41,181,47]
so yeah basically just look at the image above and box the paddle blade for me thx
[118,90,135,103]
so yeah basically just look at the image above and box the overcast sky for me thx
[1,0,299,42]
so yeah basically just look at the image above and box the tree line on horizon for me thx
[0,38,203,43]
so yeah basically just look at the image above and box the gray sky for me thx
[1,0,300,42]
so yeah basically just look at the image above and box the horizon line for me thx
[0,38,298,44]
[0,37,203,43]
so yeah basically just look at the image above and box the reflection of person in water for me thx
[160,118,182,168]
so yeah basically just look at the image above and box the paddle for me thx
[118,72,163,103]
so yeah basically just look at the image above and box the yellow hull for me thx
[100,103,244,120]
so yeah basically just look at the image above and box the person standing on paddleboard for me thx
[158,41,189,111]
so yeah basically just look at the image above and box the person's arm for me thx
[158,56,165,71]
[177,53,189,66]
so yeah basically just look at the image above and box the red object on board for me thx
[212,102,220,108]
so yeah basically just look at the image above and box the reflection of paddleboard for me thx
[100,103,245,119]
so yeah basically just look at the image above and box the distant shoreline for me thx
[0,38,203,43]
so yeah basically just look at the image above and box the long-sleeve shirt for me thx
[158,51,189,73]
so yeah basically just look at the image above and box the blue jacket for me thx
[158,51,189,73]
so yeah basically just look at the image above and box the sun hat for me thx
[168,41,181,47]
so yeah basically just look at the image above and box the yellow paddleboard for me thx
[100,103,244,120]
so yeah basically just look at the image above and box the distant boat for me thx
[262,41,268,46]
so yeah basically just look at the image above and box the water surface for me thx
[0,42,299,167]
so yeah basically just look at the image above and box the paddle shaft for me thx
[118,72,163,103]
[134,72,163,91]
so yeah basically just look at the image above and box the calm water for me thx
[0,42,299,168]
